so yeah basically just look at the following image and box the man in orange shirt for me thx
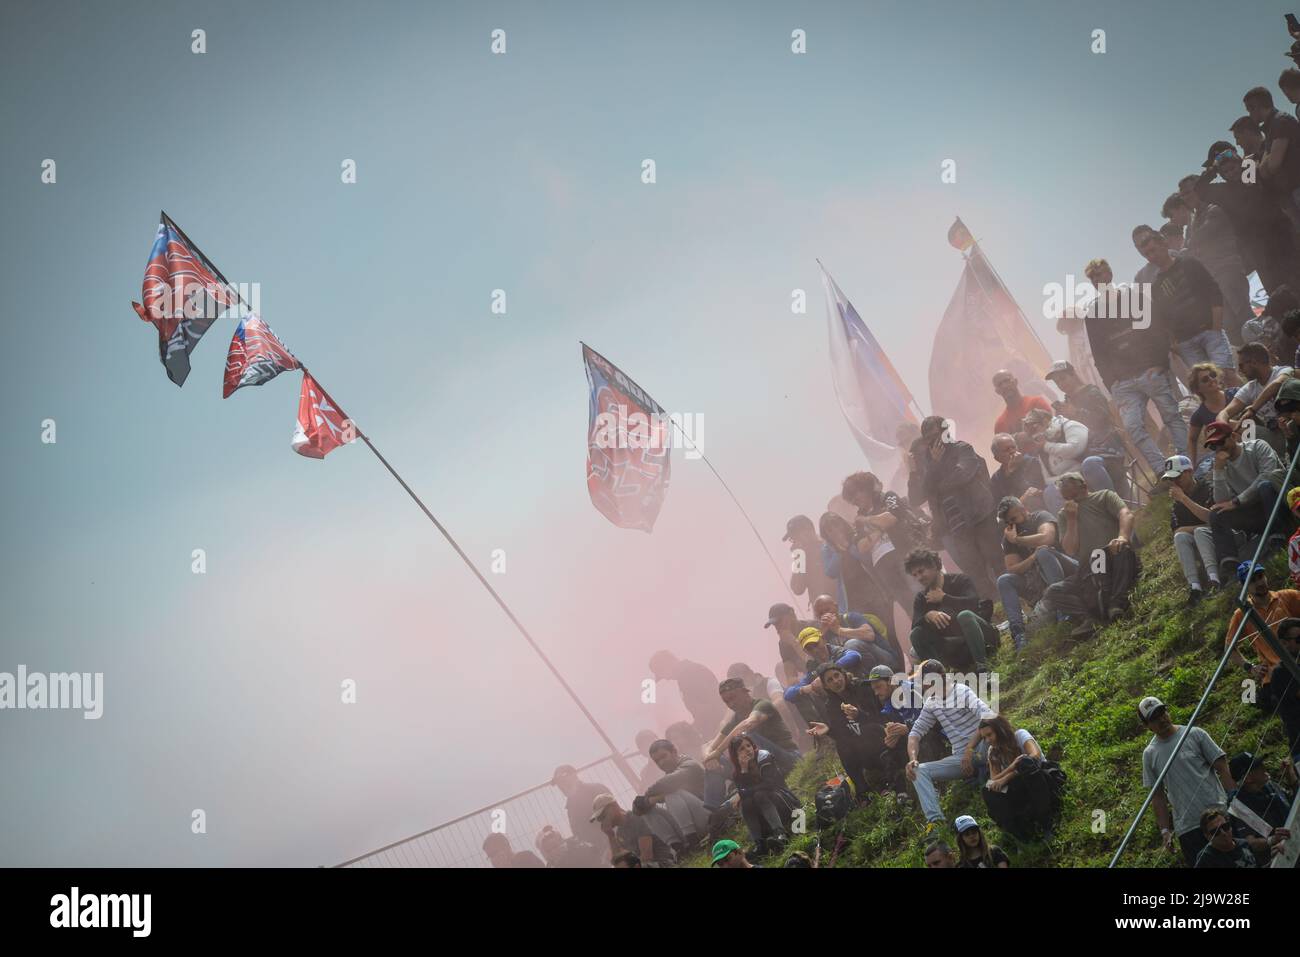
[1224,564,1300,696]
[992,370,1054,437]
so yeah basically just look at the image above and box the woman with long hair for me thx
[727,733,801,855]
[806,663,893,799]
[954,815,1010,868]
[1186,362,1236,475]
[978,714,1058,840]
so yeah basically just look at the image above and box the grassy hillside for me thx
[689,497,1296,868]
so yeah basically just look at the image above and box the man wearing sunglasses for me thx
[1203,420,1284,583]
[1193,806,1289,868]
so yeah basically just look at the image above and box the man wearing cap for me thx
[1275,375,1300,464]
[1138,696,1236,866]
[590,794,679,867]
[1202,418,1284,582]
[705,678,799,776]
[995,495,1073,649]
[1040,472,1138,625]
[782,625,868,707]
[552,764,616,858]
[1020,405,1115,512]
[867,663,947,774]
[1226,751,1296,832]
[1218,342,1293,457]
[648,650,725,740]
[534,824,605,869]
[784,514,837,612]
[906,659,995,832]
[1192,142,1300,296]
[764,601,821,677]
[1163,454,1222,603]
[710,839,755,868]
[1132,224,1235,375]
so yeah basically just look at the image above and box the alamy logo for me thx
[590,404,704,458]
[1042,276,1150,329]
[0,666,103,719]
[50,887,150,937]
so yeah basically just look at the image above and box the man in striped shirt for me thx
[905,659,996,830]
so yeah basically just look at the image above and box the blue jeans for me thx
[1043,456,1114,511]
[1110,368,1189,472]
[996,548,1077,646]
[1173,329,1234,371]
[913,740,987,823]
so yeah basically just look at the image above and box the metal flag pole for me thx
[156,213,640,789]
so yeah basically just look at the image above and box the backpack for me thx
[814,774,853,830]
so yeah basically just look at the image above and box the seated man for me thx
[534,825,605,869]
[1020,407,1114,512]
[1163,454,1221,603]
[482,832,546,868]
[1041,472,1139,626]
[705,678,801,785]
[867,663,948,784]
[811,593,900,671]
[903,547,999,673]
[1203,420,1284,583]
[590,794,679,868]
[989,433,1049,513]
[1193,806,1289,868]
[1226,752,1296,833]
[995,495,1076,649]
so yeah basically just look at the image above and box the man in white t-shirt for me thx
[1219,342,1293,456]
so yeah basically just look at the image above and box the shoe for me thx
[1010,628,1026,651]
[1106,605,1126,622]
[1206,578,1222,592]
[1187,586,1203,605]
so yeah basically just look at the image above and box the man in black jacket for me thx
[912,415,1003,599]
[903,547,1000,673]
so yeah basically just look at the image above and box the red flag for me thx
[223,314,299,398]
[292,372,352,458]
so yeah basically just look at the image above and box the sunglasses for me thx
[1208,821,1231,838]
[1205,440,1226,450]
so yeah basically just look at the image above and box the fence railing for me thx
[333,751,642,868]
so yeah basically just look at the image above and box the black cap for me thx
[782,515,814,542]
[765,602,795,628]
[1228,751,1260,781]
[1203,140,1236,169]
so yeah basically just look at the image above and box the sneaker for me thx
[1206,578,1222,592]
[1187,586,1203,605]
[1010,627,1027,651]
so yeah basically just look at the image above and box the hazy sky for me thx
[1,0,1291,865]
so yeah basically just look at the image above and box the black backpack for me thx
[814,774,852,830]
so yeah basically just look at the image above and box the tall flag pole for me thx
[582,342,799,605]
[817,260,924,472]
[931,217,1054,458]
[129,215,641,790]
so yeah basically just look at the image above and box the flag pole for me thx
[581,341,799,606]
[154,215,641,788]
[305,367,640,790]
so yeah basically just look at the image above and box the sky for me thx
[1,0,1293,866]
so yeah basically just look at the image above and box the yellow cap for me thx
[1288,487,1300,513]
[797,627,823,649]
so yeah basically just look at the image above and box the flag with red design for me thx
[582,343,670,532]
[292,372,353,459]
[130,215,235,386]
[223,314,300,398]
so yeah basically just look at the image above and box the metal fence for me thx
[334,751,642,868]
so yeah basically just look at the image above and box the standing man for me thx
[992,370,1053,437]
[914,415,1004,599]
[1164,191,1252,344]
[783,514,837,612]
[1083,256,1188,474]
[1138,696,1236,867]
[1132,224,1234,374]
[648,651,725,740]
[1245,86,1300,233]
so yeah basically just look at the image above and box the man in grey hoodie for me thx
[1204,420,1284,580]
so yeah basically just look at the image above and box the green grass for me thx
[687,497,1295,868]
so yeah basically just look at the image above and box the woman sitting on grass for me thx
[978,714,1059,840]
[954,815,1011,868]
[728,733,801,855]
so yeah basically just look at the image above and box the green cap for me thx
[710,839,741,865]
